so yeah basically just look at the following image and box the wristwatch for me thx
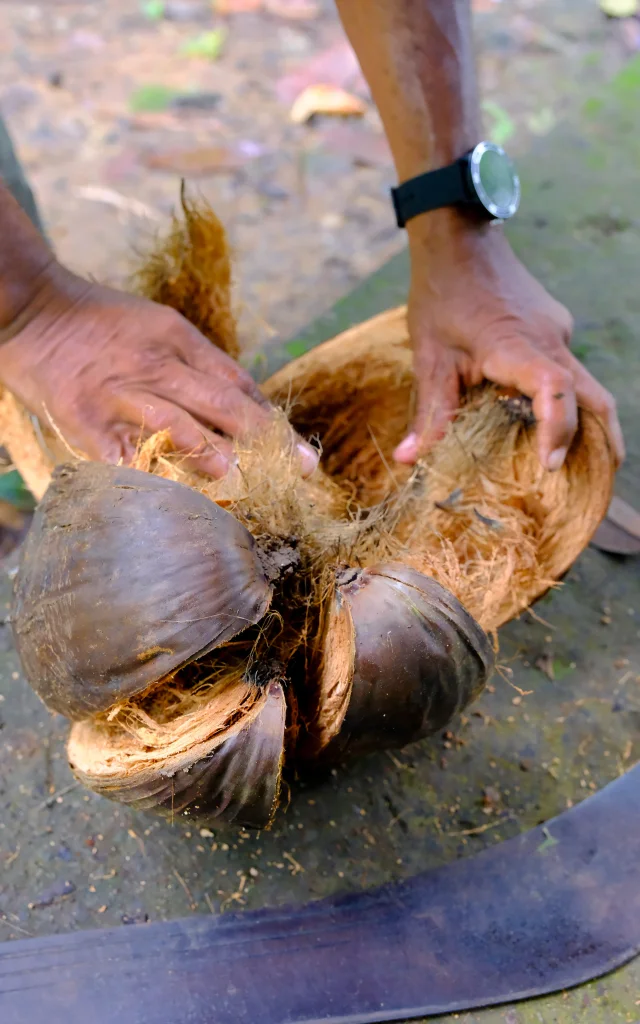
[391,141,521,228]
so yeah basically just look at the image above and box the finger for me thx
[127,396,235,478]
[173,319,319,476]
[158,364,273,438]
[569,355,625,466]
[176,320,275,412]
[394,346,460,463]
[55,418,134,467]
[150,364,319,477]
[481,339,578,470]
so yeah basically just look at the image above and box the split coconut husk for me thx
[3,192,615,829]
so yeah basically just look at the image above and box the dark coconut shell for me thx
[12,462,272,720]
[68,677,287,830]
[306,562,494,762]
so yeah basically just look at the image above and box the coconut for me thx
[1,193,614,829]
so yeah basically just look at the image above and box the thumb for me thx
[394,348,460,464]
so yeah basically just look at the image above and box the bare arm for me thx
[335,0,479,179]
[336,0,624,470]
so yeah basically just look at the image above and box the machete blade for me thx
[1,762,639,1024]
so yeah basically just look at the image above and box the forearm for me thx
[0,181,56,333]
[335,0,480,184]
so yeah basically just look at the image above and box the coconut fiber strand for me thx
[3,192,615,831]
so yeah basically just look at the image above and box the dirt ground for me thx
[0,0,635,354]
[1,4,640,1022]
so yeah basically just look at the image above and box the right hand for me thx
[0,262,319,479]
[394,213,625,471]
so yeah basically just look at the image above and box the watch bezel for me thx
[468,141,521,220]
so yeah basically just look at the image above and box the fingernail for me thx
[546,446,568,472]
[297,442,319,477]
[393,433,418,463]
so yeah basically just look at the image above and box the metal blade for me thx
[1,763,639,1024]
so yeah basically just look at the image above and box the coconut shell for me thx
[68,674,287,830]
[264,307,615,629]
[12,461,272,719]
[306,562,494,763]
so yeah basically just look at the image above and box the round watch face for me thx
[469,142,520,220]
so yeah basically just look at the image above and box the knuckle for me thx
[64,391,95,426]
[158,306,188,334]
[548,366,573,393]
[212,385,244,420]
[139,402,172,433]
[560,311,574,338]
[119,345,171,384]
[593,390,617,418]
[234,368,260,395]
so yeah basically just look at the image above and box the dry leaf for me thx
[290,84,366,124]
[599,0,639,16]
[142,145,245,175]
[74,186,162,221]
[276,40,368,105]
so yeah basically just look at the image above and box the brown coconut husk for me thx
[2,192,615,824]
[132,184,239,360]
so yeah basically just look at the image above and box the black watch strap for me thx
[391,159,471,228]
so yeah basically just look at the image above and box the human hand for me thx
[0,263,319,479]
[394,212,624,471]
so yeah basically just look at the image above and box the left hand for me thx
[394,211,625,471]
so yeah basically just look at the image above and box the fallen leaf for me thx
[599,0,639,16]
[74,186,162,221]
[290,84,366,123]
[142,0,166,19]
[129,84,177,112]
[142,144,246,174]
[28,879,76,910]
[172,91,222,110]
[265,0,320,18]
[276,39,368,105]
[481,99,515,146]
[180,28,227,59]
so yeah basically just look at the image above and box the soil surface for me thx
[1,3,640,1023]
